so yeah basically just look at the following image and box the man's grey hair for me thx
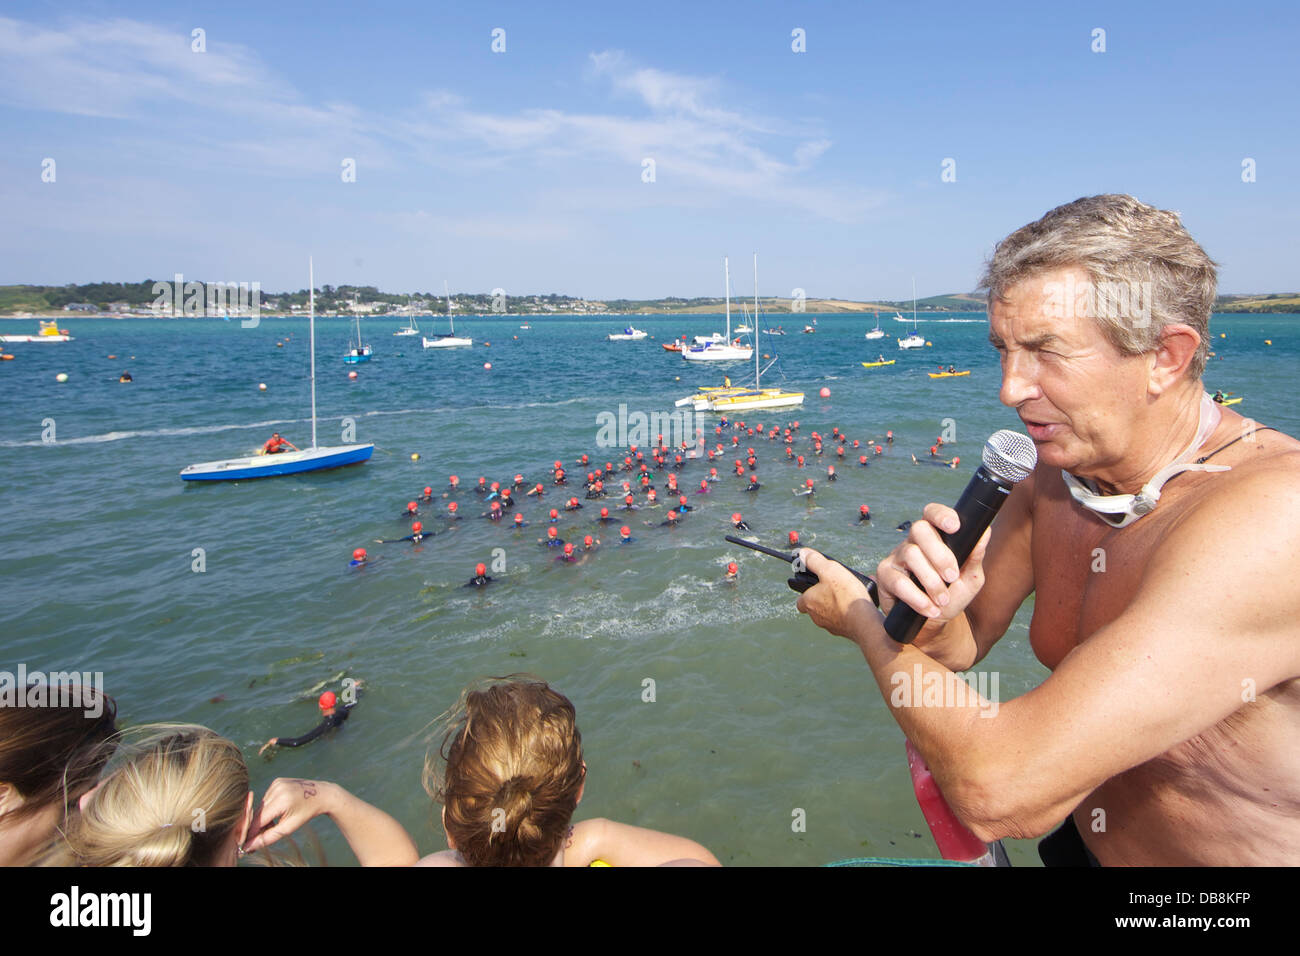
[980,194,1218,379]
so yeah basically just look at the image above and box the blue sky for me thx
[2,0,1296,299]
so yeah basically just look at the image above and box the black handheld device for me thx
[724,535,879,605]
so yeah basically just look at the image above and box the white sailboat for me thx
[423,280,473,349]
[394,296,420,336]
[865,310,885,340]
[343,304,372,363]
[181,259,374,480]
[678,254,803,412]
[607,326,648,341]
[898,278,925,350]
[682,257,753,363]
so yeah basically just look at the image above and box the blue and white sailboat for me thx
[180,259,375,481]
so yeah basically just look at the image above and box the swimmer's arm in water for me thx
[244,778,418,866]
[565,818,720,867]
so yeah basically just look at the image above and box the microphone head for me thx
[982,430,1037,483]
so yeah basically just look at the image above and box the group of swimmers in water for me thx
[341,416,933,582]
[0,677,719,867]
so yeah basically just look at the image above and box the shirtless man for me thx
[796,195,1299,865]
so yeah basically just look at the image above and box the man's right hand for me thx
[876,503,992,646]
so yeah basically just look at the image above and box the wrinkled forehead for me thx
[988,266,1099,345]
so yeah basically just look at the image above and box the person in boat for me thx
[416,677,718,868]
[262,433,298,455]
[118,371,132,383]
[723,376,731,388]
[1213,389,1226,403]
[948,365,956,374]
[877,355,885,363]
[858,505,871,523]
[464,563,492,588]
[259,690,355,756]
[794,194,1300,866]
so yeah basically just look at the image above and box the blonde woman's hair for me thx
[50,724,250,867]
[424,676,584,867]
[981,194,1218,379]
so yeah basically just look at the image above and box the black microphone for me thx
[884,430,1036,644]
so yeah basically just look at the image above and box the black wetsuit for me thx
[464,574,492,588]
[746,480,761,491]
[274,704,353,748]
[733,520,751,531]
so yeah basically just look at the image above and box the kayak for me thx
[928,371,970,378]
[1220,397,1243,406]
[861,360,896,368]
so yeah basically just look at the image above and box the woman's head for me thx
[426,677,584,866]
[0,688,118,865]
[56,725,253,867]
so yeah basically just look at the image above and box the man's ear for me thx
[1148,323,1201,395]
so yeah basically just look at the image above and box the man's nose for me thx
[999,351,1039,407]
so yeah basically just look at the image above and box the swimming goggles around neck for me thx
[1061,392,1231,528]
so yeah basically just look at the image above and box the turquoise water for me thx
[2,311,1295,866]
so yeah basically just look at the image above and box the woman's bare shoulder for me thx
[414,849,464,867]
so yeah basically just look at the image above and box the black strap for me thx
[1194,426,1276,465]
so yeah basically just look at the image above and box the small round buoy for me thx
[674,376,680,381]
[1220,332,1226,338]
[763,353,771,360]
[107,354,116,359]
[819,387,830,398]
[484,362,492,370]
[258,382,267,391]
[483,342,490,347]
[56,372,68,383]
[411,453,420,461]
[925,341,932,347]
[348,371,358,380]
[1265,340,1272,345]
[513,335,518,340]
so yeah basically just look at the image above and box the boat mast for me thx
[309,257,318,450]
[912,276,917,332]
[724,257,730,341]
[445,280,454,336]
[753,252,760,386]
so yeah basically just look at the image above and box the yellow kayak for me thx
[861,360,896,368]
[928,371,970,378]
[1220,397,1243,406]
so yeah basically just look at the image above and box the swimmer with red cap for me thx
[448,475,460,490]
[619,525,633,543]
[596,506,615,523]
[731,512,750,531]
[375,521,433,543]
[464,562,493,587]
[724,561,739,583]
[481,501,504,521]
[259,686,358,756]
[445,501,461,520]
[527,482,545,497]
[420,486,434,502]
[794,477,815,497]
[676,494,693,513]
[582,533,599,552]
[349,547,371,567]
[619,494,639,511]
[648,508,680,528]
[858,505,871,523]
[400,500,420,519]
[558,541,578,563]
[513,513,527,528]
[745,474,761,491]
[826,465,837,482]
[540,526,565,548]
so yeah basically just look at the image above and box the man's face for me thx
[989,266,1150,475]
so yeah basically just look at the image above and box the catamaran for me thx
[423,281,473,349]
[898,278,925,350]
[678,255,803,412]
[682,257,753,363]
[180,259,374,481]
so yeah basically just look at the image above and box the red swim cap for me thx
[407,501,417,512]
[727,562,738,574]
[423,486,432,496]
[806,478,814,487]
[554,460,562,469]
[550,508,559,519]
[620,526,630,537]
[860,504,869,514]
[732,512,742,523]
[475,562,487,576]
[319,691,336,711]
[548,526,558,538]
[450,475,459,483]
[679,496,688,506]
[412,521,423,533]
[536,483,544,492]
[563,542,574,554]
[352,548,366,561]
[583,535,593,547]
[514,513,523,524]
[600,507,609,517]
[449,502,458,512]
[788,531,800,544]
